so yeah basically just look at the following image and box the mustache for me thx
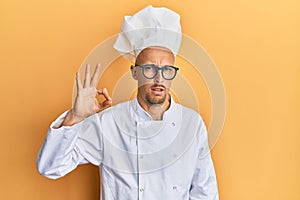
[151,84,166,89]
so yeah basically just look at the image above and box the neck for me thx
[137,94,171,120]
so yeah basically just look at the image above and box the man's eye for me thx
[164,66,173,71]
[145,66,153,70]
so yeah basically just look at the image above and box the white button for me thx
[75,146,80,152]
[139,188,144,192]
[172,122,176,126]
[172,186,177,190]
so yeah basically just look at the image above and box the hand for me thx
[63,64,112,126]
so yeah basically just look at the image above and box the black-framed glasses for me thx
[135,64,179,80]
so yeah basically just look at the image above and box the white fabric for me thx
[37,96,219,200]
[113,5,182,62]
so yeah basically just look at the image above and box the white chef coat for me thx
[37,96,219,200]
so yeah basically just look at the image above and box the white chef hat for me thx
[113,5,182,63]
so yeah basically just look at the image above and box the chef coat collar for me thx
[132,94,177,122]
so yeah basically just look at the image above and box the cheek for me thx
[137,84,151,95]
[136,72,153,87]
[138,80,153,90]
[164,80,172,89]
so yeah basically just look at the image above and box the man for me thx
[37,5,219,200]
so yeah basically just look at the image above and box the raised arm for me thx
[37,64,111,179]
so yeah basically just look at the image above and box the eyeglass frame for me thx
[134,64,179,80]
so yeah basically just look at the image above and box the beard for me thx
[145,91,167,105]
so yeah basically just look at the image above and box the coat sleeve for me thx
[36,111,104,179]
[189,118,219,200]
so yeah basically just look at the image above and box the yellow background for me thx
[0,0,299,199]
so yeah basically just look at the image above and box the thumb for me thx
[96,99,112,112]
[102,99,112,107]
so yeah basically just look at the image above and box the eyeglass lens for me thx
[138,64,178,80]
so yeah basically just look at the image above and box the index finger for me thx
[98,88,112,101]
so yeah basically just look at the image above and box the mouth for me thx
[150,85,165,95]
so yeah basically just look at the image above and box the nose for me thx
[154,69,164,83]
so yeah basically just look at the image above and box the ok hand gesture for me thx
[62,64,112,126]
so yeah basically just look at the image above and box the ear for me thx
[130,65,138,80]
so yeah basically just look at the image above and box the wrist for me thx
[62,110,83,126]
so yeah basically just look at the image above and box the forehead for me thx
[136,47,175,65]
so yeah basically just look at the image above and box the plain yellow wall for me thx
[1,0,299,199]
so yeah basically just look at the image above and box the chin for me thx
[145,93,166,105]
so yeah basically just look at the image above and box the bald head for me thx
[135,46,175,66]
